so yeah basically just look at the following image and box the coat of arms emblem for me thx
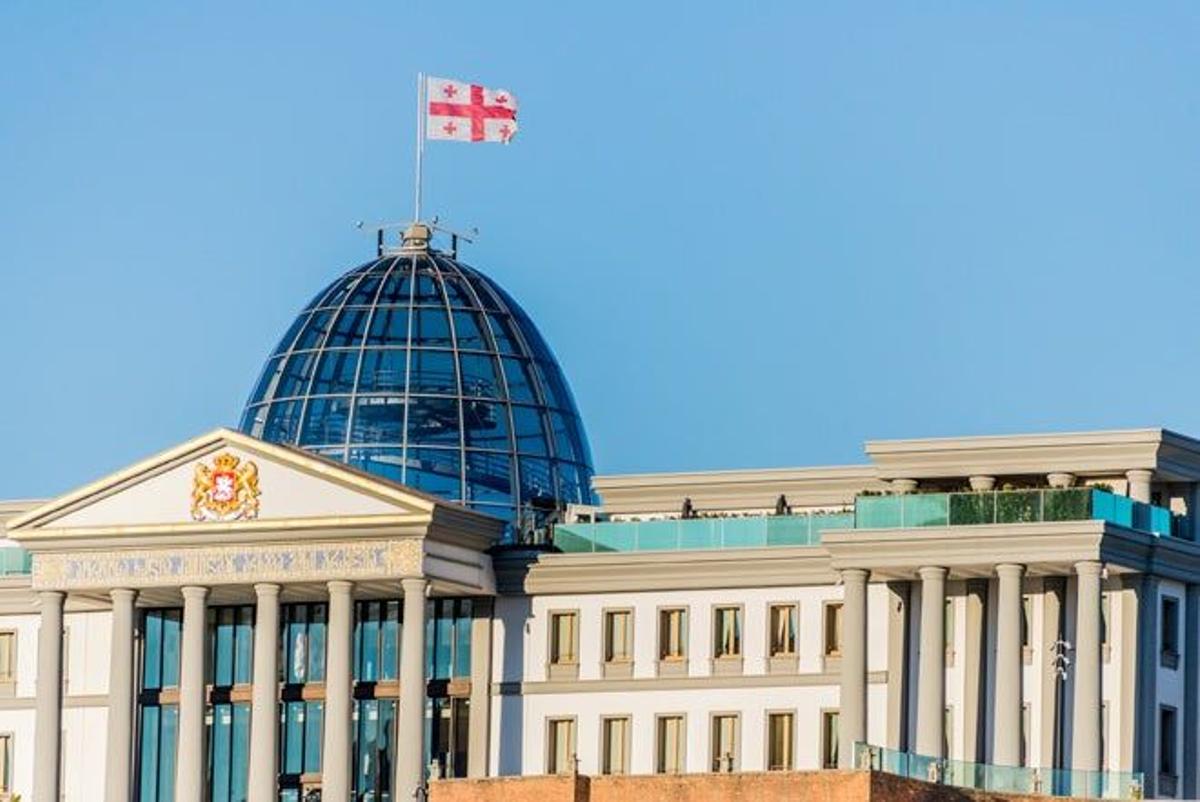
[191,452,261,521]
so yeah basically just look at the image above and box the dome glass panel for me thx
[240,247,596,530]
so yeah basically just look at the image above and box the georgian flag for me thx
[426,76,518,143]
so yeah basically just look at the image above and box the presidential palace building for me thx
[2,224,1199,801]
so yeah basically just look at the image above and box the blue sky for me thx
[3,3,1200,498]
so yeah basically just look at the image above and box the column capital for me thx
[1126,468,1154,482]
[918,566,948,581]
[891,479,919,495]
[181,585,209,602]
[968,476,997,492]
[1074,561,1104,578]
[996,563,1026,579]
[109,588,137,603]
[1047,472,1076,489]
[401,577,429,595]
[253,582,281,597]
[35,590,64,606]
[327,579,354,595]
[840,568,870,584]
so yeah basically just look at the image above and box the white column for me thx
[176,586,209,802]
[916,566,947,758]
[396,578,429,799]
[1127,470,1154,504]
[248,583,280,802]
[839,569,869,767]
[993,564,1025,767]
[33,591,64,802]
[104,589,137,802]
[322,581,354,801]
[1072,562,1103,773]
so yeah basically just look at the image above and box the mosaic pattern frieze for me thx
[32,538,423,590]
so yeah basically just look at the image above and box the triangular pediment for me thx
[8,428,440,536]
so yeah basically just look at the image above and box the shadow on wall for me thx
[496,595,533,775]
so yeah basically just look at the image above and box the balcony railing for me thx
[552,512,854,554]
[855,488,1177,537]
[854,742,1143,800]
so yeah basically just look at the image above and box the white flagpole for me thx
[414,71,426,222]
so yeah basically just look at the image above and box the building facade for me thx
[2,228,1198,800]
[1,427,1199,800]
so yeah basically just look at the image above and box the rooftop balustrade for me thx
[552,512,854,553]
[855,487,1177,537]
[550,487,1184,554]
[854,742,1144,800]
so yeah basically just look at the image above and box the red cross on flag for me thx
[426,76,518,144]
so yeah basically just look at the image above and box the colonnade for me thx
[837,561,1106,773]
[33,579,431,802]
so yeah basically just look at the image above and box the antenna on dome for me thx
[429,215,479,258]
[355,220,410,256]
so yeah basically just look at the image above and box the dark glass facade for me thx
[136,601,475,801]
[238,250,596,530]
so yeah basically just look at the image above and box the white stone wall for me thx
[490,583,891,775]
[0,610,111,801]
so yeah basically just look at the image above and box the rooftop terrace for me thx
[551,488,1182,554]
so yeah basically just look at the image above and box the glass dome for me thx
[239,227,595,528]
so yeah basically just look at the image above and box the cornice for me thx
[495,669,888,695]
[865,428,1200,482]
[495,546,836,595]
[12,515,432,552]
[594,466,886,513]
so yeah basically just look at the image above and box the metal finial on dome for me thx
[400,222,432,252]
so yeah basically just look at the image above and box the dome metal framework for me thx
[239,228,595,529]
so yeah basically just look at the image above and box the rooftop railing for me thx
[854,487,1177,537]
[0,547,31,576]
[549,488,1184,555]
[854,742,1144,800]
[552,512,854,554]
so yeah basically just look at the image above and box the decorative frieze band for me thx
[31,538,424,590]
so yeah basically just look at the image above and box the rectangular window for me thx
[0,733,11,791]
[428,696,471,780]
[659,608,688,660]
[824,603,844,657]
[1160,706,1177,779]
[1162,597,1180,667]
[604,610,632,663]
[1101,702,1110,771]
[600,716,631,775]
[710,714,739,771]
[546,718,576,775]
[767,712,794,771]
[713,607,742,659]
[138,609,182,802]
[944,706,954,760]
[0,632,15,683]
[549,612,578,665]
[1021,594,1033,649]
[821,711,840,769]
[656,716,685,774]
[1021,704,1030,767]
[1101,592,1111,648]
[944,598,956,655]
[768,605,797,657]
